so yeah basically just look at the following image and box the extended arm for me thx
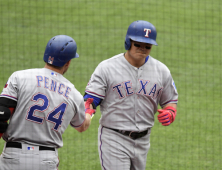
[75,98,96,132]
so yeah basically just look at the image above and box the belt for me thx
[6,142,55,151]
[106,127,149,140]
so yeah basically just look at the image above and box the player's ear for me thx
[64,60,71,67]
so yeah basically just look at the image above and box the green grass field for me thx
[0,0,221,169]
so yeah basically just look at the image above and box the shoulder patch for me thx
[4,81,8,88]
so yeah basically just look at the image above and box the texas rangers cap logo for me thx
[48,56,54,64]
[144,28,151,37]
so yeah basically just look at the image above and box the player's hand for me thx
[85,98,96,117]
[157,106,177,126]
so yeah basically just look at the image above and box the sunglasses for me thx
[133,43,151,50]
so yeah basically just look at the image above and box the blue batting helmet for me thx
[125,20,158,50]
[43,35,79,67]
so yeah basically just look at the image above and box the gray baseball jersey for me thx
[85,53,178,131]
[0,68,85,148]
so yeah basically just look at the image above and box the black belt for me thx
[6,142,55,151]
[106,127,149,140]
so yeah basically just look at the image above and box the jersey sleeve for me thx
[0,72,19,102]
[70,91,86,128]
[85,63,107,99]
[159,73,178,108]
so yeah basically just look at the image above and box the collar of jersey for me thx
[145,55,149,64]
[137,55,149,69]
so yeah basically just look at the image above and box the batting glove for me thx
[157,106,177,126]
[85,98,96,117]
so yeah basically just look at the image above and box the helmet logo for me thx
[48,56,54,64]
[144,28,151,37]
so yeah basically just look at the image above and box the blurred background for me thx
[0,0,221,169]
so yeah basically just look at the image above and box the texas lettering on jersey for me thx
[112,79,163,99]
[36,76,71,99]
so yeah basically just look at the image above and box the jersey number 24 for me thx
[26,93,67,131]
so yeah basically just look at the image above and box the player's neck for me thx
[44,64,64,75]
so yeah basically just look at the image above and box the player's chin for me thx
[137,52,148,58]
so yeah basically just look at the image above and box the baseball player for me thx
[84,20,178,170]
[0,35,95,170]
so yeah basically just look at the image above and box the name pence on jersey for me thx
[36,76,71,99]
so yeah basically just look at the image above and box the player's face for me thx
[130,41,152,58]
[126,41,152,67]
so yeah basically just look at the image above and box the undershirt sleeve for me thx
[84,93,102,108]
